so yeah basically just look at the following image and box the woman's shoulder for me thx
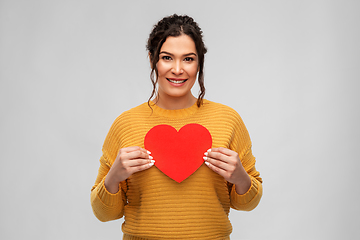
[203,99,250,142]
[115,102,150,119]
[109,102,150,127]
[202,99,241,118]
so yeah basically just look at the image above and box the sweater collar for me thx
[148,100,203,119]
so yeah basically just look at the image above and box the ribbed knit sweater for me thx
[91,99,263,240]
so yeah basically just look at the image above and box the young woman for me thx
[91,14,263,240]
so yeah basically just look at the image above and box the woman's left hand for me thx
[204,147,252,195]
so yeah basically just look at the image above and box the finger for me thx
[203,155,230,171]
[131,161,155,174]
[208,147,235,157]
[125,149,152,161]
[204,160,227,177]
[119,146,150,155]
[127,158,155,167]
[205,150,229,163]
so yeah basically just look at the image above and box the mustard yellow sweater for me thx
[91,100,263,240]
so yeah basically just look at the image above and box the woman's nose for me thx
[171,61,184,75]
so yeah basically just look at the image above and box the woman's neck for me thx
[154,94,197,110]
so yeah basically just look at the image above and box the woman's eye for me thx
[162,56,171,61]
[184,57,194,62]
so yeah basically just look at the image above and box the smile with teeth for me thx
[167,78,187,84]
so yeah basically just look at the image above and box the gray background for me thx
[1,0,359,239]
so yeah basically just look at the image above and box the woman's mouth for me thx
[167,78,187,84]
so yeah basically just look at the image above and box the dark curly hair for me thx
[146,14,207,107]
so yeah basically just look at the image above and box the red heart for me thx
[144,124,212,183]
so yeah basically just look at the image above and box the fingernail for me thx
[207,149,211,152]
[203,156,207,161]
[204,152,208,156]
[147,150,151,154]
[204,161,210,166]
[149,155,153,160]
[150,160,155,163]
[149,162,154,167]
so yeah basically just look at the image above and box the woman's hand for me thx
[203,147,251,195]
[105,146,154,193]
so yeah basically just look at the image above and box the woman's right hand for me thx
[104,146,154,193]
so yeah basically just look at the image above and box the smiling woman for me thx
[147,14,208,110]
[156,35,199,109]
[90,14,263,240]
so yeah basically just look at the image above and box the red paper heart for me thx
[144,124,212,183]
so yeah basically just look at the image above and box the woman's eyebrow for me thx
[159,51,197,56]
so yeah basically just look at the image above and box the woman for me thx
[91,14,262,240]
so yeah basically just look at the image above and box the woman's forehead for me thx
[160,35,197,55]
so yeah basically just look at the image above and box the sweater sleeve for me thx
[228,112,263,211]
[90,154,127,222]
[229,147,263,211]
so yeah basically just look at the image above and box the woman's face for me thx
[156,34,198,104]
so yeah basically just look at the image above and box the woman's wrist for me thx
[104,173,120,194]
[234,174,251,195]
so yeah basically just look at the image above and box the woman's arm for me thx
[91,155,126,222]
[228,147,263,211]
[204,147,251,194]
[204,147,262,211]
[105,146,154,193]
[203,108,263,211]
[91,147,154,222]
